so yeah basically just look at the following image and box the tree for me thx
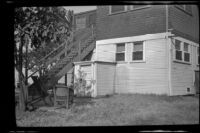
[14,7,73,111]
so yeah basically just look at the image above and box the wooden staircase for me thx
[27,26,96,105]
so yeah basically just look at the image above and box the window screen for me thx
[133,42,143,61]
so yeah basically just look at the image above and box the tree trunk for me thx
[18,35,27,112]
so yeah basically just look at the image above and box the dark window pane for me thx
[116,43,125,52]
[133,42,143,52]
[184,42,189,52]
[184,53,190,62]
[175,39,181,50]
[176,50,182,60]
[111,6,125,13]
[185,5,192,14]
[133,51,143,60]
[198,56,200,64]
[198,47,199,55]
[116,53,125,61]
[89,14,96,27]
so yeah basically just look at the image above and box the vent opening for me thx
[187,88,190,92]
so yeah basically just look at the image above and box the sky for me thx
[64,6,97,13]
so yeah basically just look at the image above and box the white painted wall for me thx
[171,37,199,95]
[115,39,168,95]
[96,33,169,95]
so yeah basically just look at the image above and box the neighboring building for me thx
[73,5,199,97]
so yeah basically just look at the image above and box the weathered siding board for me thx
[96,5,166,40]
[96,44,116,62]
[96,62,116,96]
[170,35,199,95]
[115,38,169,95]
[169,5,199,43]
[171,63,195,95]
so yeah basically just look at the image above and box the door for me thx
[194,71,199,94]
[75,64,93,97]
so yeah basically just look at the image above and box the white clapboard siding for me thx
[96,44,116,62]
[170,39,199,95]
[171,63,194,95]
[96,62,116,96]
[115,38,169,95]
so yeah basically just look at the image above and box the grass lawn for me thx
[16,94,199,126]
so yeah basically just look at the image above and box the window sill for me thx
[173,60,191,65]
[116,61,128,64]
[130,60,146,63]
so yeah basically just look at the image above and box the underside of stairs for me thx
[27,27,96,104]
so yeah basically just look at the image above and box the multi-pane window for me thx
[175,39,182,60]
[183,42,190,62]
[174,39,191,63]
[132,41,143,61]
[198,47,199,65]
[116,43,125,61]
[110,6,125,14]
[76,17,86,30]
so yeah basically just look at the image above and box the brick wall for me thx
[96,5,166,40]
[169,5,199,43]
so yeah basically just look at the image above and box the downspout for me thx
[166,5,172,96]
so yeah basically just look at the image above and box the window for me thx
[175,39,182,60]
[116,43,125,61]
[76,17,86,30]
[110,6,125,14]
[198,47,199,65]
[174,39,191,63]
[176,5,192,15]
[132,41,143,61]
[183,42,190,62]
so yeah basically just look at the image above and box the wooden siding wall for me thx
[96,5,166,40]
[171,39,199,95]
[96,62,116,96]
[96,38,169,95]
[115,39,168,95]
[96,44,116,62]
[169,5,199,43]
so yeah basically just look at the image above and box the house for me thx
[24,5,199,99]
[72,5,199,97]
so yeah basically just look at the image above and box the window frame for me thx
[116,43,126,62]
[109,5,150,15]
[131,41,145,62]
[109,5,127,15]
[173,39,191,64]
[197,46,199,65]
[75,17,86,30]
[183,42,190,62]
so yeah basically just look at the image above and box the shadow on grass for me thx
[73,97,95,107]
